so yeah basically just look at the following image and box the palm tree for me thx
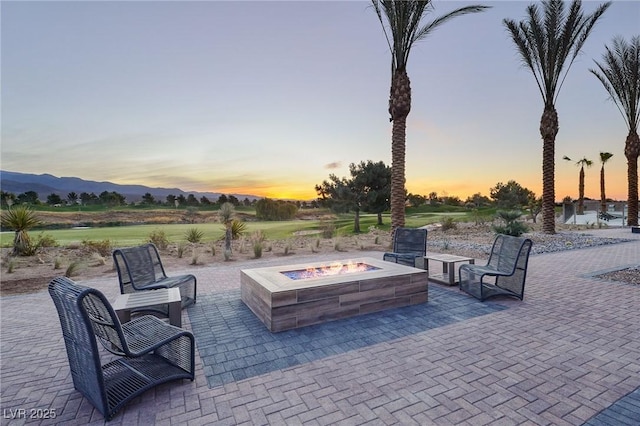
[504,0,610,234]
[371,0,489,233]
[591,36,640,226]
[563,155,593,215]
[598,152,614,215]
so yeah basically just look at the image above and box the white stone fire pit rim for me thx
[240,257,424,292]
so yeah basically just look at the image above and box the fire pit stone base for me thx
[241,257,428,332]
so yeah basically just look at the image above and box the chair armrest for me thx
[121,315,194,357]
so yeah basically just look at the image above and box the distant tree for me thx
[217,194,228,205]
[243,197,251,207]
[186,194,199,206]
[79,192,98,205]
[228,195,240,206]
[200,196,211,205]
[442,196,462,206]
[504,0,610,233]
[47,193,63,205]
[141,193,155,205]
[563,156,593,215]
[428,192,439,205]
[591,36,640,226]
[176,194,186,206]
[16,191,39,205]
[598,152,614,214]
[255,198,298,221]
[67,192,78,205]
[316,174,360,229]
[465,193,491,208]
[527,195,543,223]
[490,181,535,210]
[166,194,176,206]
[352,160,391,225]
[1,191,16,207]
[99,191,125,206]
[316,160,391,230]
[407,193,426,208]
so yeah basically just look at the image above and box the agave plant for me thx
[1,205,42,255]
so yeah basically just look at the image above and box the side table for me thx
[424,253,475,286]
[113,288,182,328]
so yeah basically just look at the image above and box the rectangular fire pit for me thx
[241,257,428,332]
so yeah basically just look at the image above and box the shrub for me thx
[492,210,528,237]
[230,219,247,240]
[35,232,57,248]
[441,216,457,231]
[82,239,112,257]
[177,242,187,258]
[250,230,266,259]
[1,205,41,256]
[65,261,82,277]
[185,227,204,243]
[319,220,336,239]
[191,249,199,265]
[148,229,169,249]
[54,257,63,270]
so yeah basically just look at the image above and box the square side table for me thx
[113,288,182,327]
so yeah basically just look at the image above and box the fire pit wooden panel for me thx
[241,257,428,332]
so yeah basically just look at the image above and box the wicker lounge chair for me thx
[383,227,427,268]
[459,234,532,301]
[48,277,195,421]
[113,243,196,310]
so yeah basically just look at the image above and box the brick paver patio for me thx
[1,228,638,425]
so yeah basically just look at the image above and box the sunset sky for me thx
[2,1,639,202]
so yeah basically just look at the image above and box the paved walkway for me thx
[1,228,638,425]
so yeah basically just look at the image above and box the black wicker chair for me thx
[48,277,195,421]
[459,234,533,301]
[383,227,427,268]
[113,243,196,309]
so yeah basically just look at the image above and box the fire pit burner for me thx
[241,257,428,332]
[281,262,381,280]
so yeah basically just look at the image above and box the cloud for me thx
[324,161,341,170]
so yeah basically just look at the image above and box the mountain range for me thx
[0,170,260,203]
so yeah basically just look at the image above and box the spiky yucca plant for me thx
[1,205,41,256]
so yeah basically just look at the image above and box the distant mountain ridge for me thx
[0,170,260,203]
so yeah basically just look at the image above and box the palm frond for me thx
[504,0,611,106]
[591,35,640,131]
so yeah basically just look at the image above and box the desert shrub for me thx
[177,242,187,258]
[230,219,247,240]
[35,232,57,248]
[54,257,63,270]
[65,261,82,277]
[250,230,266,258]
[441,217,457,231]
[6,260,16,273]
[319,219,336,238]
[148,229,169,249]
[191,249,199,265]
[255,198,298,220]
[1,205,41,256]
[210,242,216,256]
[185,227,204,243]
[82,239,112,257]
[492,210,528,237]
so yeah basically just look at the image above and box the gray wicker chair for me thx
[459,234,533,301]
[113,243,196,310]
[48,277,195,421]
[383,227,427,268]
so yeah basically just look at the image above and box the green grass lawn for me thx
[0,210,484,248]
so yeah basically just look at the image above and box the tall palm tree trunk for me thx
[389,69,411,232]
[540,105,559,234]
[578,166,585,215]
[600,164,606,214]
[625,130,640,226]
